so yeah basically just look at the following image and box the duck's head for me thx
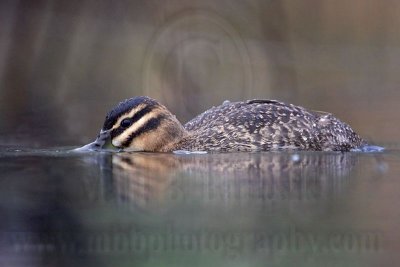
[86,96,187,152]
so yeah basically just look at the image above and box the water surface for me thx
[0,146,399,267]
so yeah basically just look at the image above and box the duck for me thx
[84,96,365,152]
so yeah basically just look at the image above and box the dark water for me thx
[0,147,399,267]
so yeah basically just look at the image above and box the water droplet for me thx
[291,154,300,162]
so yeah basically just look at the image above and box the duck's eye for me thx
[120,118,132,128]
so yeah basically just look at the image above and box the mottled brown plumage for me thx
[88,96,365,152]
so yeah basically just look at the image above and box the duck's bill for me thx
[74,130,118,152]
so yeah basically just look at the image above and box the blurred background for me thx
[0,0,399,147]
[1,2,400,267]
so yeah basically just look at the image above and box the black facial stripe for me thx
[129,105,154,126]
[111,105,155,138]
[121,115,166,148]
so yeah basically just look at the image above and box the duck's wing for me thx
[184,101,247,132]
[184,99,316,132]
[182,99,322,151]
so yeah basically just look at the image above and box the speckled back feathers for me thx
[179,99,364,152]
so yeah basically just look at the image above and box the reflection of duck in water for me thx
[86,96,365,152]
[111,153,178,208]
[109,152,358,210]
